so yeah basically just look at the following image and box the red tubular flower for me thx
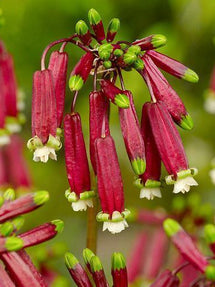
[132,34,167,50]
[151,270,180,287]
[147,50,199,83]
[127,231,148,283]
[88,9,105,43]
[1,251,47,287]
[64,113,94,211]
[136,102,161,200]
[89,90,110,173]
[119,90,146,175]
[65,252,92,287]
[0,263,15,286]
[142,54,193,130]
[48,50,68,127]
[69,52,94,91]
[75,20,92,46]
[106,18,120,42]
[163,219,208,273]
[100,79,130,108]
[95,135,129,234]
[144,228,168,280]
[147,102,198,194]
[111,253,128,287]
[89,256,109,287]
[4,135,32,189]
[0,190,49,223]
[28,69,61,163]
[18,220,64,249]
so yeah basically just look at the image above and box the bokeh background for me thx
[1,0,215,283]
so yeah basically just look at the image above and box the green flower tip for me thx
[204,224,215,244]
[205,265,215,281]
[183,68,199,83]
[75,20,89,35]
[83,248,95,264]
[115,93,130,108]
[3,188,15,201]
[180,114,193,131]
[133,58,144,71]
[131,158,146,175]
[128,45,141,55]
[112,252,126,271]
[6,237,24,251]
[90,256,103,272]
[151,34,167,48]
[12,216,25,231]
[98,43,113,60]
[65,252,79,269]
[123,52,137,65]
[108,18,120,33]
[52,219,64,234]
[69,75,84,91]
[163,218,181,237]
[33,190,50,206]
[0,222,13,237]
[88,8,101,25]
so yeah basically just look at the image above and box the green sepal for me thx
[69,75,84,91]
[46,134,62,151]
[90,256,103,272]
[112,252,126,271]
[163,218,181,237]
[108,18,120,33]
[0,222,14,237]
[5,237,24,251]
[131,158,146,175]
[183,68,199,83]
[3,188,15,201]
[113,49,124,58]
[133,58,144,71]
[151,34,167,48]
[33,190,50,206]
[123,52,137,65]
[98,43,113,60]
[114,93,130,108]
[75,20,89,36]
[88,9,102,25]
[103,60,112,69]
[127,45,141,55]
[179,114,194,130]
[65,252,79,269]
[51,219,64,234]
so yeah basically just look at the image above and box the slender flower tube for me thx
[107,18,120,42]
[69,52,94,91]
[0,190,49,223]
[89,256,109,287]
[100,79,130,108]
[111,253,128,287]
[48,50,68,127]
[163,219,208,273]
[95,135,129,234]
[65,252,92,287]
[75,20,92,46]
[127,231,148,283]
[144,228,168,280]
[89,90,110,173]
[136,102,161,200]
[119,90,146,175]
[147,102,198,194]
[0,263,15,287]
[142,54,193,130]
[4,135,32,189]
[18,220,64,248]
[28,69,61,163]
[64,113,95,211]
[147,50,199,83]
[88,9,105,42]
[0,51,20,134]
[132,34,167,50]
[151,270,180,287]
[1,251,46,287]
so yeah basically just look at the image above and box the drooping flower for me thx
[119,90,146,175]
[64,113,95,211]
[27,69,61,163]
[95,135,129,234]
[132,34,167,50]
[48,50,68,127]
[135,102,161,200]
[89,90,110,173]
[147,102,198,194]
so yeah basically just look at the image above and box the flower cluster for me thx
[0,188,64,286]
[28,8,198,234]
[65,248,128,287]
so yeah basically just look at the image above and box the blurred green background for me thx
[1,0,215,283]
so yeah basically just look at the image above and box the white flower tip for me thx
[140,187,162,200]
[72,199,93,211]
[33,146,57,163]
[209,169,215,185]
[173,176,198,194]
[204,98,215,114]
[0,135,10,146]
[102,220,128,234]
